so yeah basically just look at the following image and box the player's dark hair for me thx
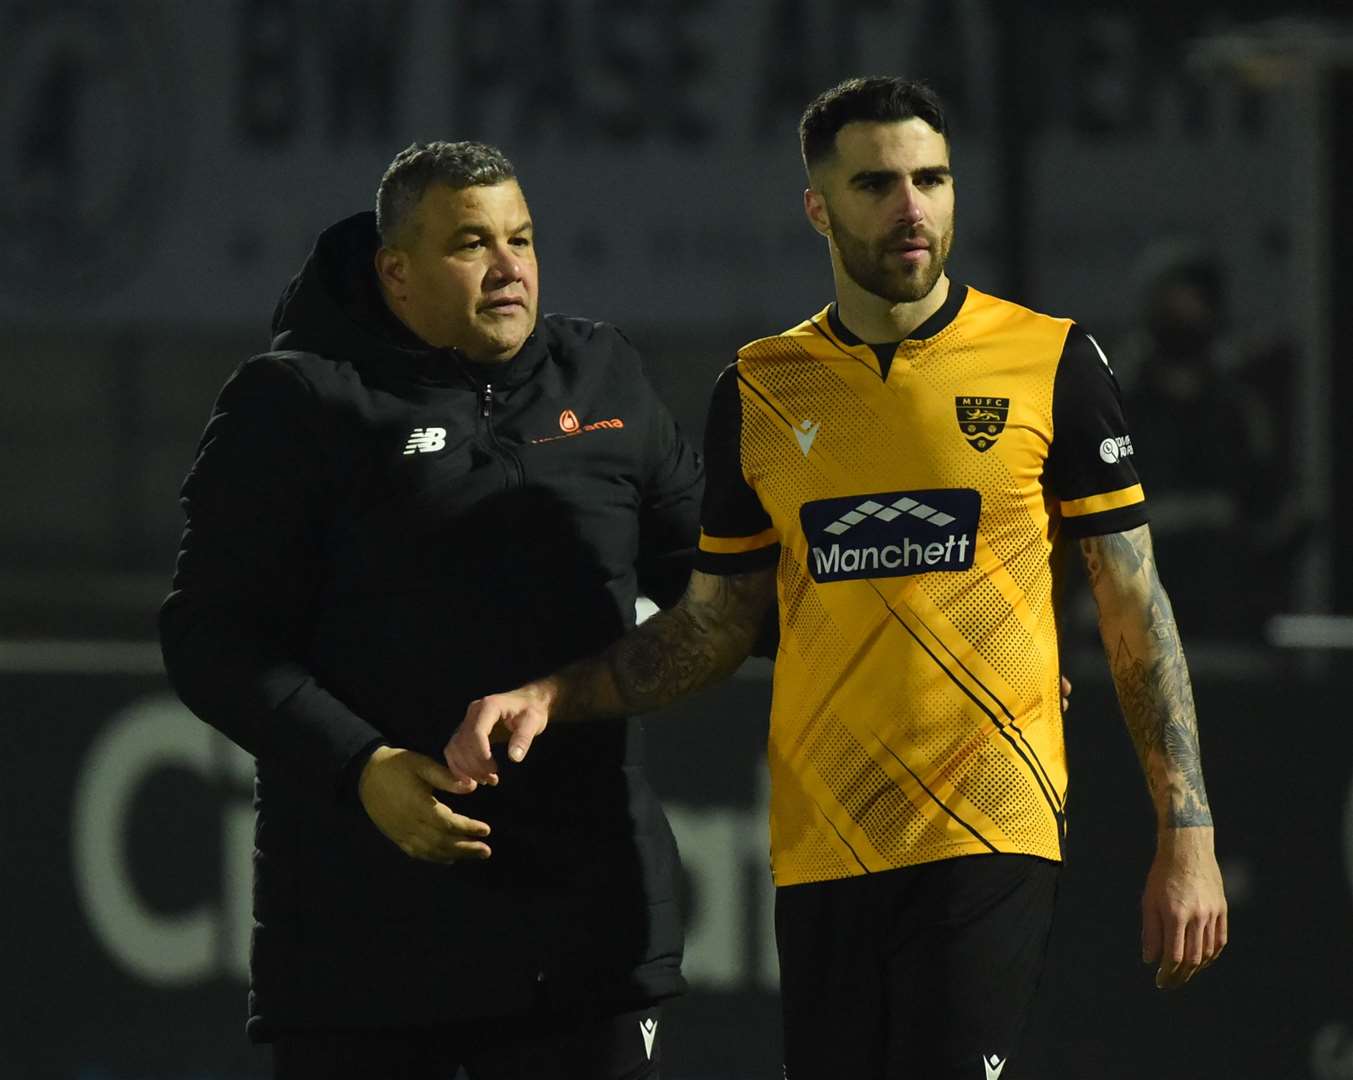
[375,140,517,245]
[799,77,949,173]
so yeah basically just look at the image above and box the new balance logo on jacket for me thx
[403,427,446,455]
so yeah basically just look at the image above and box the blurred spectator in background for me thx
[1115,243,1296,640]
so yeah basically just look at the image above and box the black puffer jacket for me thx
[160,212,700,1038]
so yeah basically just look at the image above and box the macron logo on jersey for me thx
[794,419,820,456]
[801,488,981,583]
[403,427,446,455]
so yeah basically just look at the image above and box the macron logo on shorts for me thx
[800,489,981,583]
[984,1054,1007,1080]
[640,1017,657,1059]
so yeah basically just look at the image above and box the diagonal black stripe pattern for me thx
[870,731,999,854]
[737,370,798,432]
[807,789,872,874]
[903,600,1065,814]
[865,580,1063,840]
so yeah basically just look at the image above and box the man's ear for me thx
[375,246,408,294]
[804,188,831,238]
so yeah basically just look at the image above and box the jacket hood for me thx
[269,211,547,387]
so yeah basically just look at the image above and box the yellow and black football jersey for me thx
[695,284,1148,887]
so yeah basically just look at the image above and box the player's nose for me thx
[894,181,926,227]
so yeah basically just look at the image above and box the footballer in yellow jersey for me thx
[447,76,1227,1080]
[697,285,1145,887]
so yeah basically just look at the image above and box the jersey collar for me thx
[827,282,969,346]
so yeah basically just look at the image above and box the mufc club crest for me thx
[955,396,1009,453]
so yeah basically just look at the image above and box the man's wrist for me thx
[531,675,566,720]
[1156,824,1216,854]
[345,739,391,806]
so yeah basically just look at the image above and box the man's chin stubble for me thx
[869,269,943,305]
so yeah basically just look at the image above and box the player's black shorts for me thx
[271,1003,663,1080]
[776,853,1059,1080]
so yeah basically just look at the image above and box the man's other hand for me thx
[358,746,491,863]
[1061,674,1072,713]
[1141,826,1227,989]
[444,684,552,787]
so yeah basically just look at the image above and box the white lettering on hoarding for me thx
[71,691,778,992]
[71,695,253,985]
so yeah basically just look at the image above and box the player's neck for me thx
[833,273,950,343]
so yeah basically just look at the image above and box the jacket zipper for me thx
[478,381,525,487]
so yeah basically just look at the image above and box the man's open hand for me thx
[358,746,491,863]
[444,684,553,788]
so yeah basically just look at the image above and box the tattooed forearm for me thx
[1081,527,1213,829]
[552,568,775,722]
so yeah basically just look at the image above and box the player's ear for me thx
[804,188,831,238]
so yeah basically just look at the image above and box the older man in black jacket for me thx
[160,141,701,1079]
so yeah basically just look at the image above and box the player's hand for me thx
[1140,826,1227,989]
[358,745,491,863]
[1060,674,1072,713]
[444,682,554,788]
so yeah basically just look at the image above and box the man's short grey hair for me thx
[375,140,517,245]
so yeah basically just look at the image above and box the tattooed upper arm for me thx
[1079,523,1150,598]
[684,567,777,631]
[604,566,776,714]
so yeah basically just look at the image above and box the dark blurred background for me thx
[3,2,1352,1077]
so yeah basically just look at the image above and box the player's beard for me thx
[832,214,953,304]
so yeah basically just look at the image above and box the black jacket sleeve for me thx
[159,356,385,800]
[633,359,704,612]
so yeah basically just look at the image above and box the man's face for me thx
[384,180,538,361]
[808,118,955,304]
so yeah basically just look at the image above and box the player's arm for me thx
[1080,523,1226,988]
[444,565,776,784]
[1047,325,1225,988]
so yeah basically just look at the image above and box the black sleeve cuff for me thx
[693,543,781,576]
[338,737,389,807]
[1059,504,1150,539]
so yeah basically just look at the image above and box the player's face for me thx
[386,180,539,362]
[814,119,955,304]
